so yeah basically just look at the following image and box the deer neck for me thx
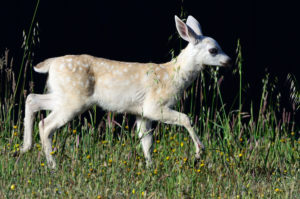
[168,44,203,89]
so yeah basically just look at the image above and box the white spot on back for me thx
[113,70,122,75]
[85,80,90,87]
[59,64,64,70]
[163,73,169,80]
[123,68,128,72]
[68,63,73,69]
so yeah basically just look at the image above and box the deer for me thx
[20,15,232,169]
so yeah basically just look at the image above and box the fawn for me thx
[21,15,231,168]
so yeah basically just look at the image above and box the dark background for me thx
[0,0,299,120]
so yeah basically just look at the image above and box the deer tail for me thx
[33,58,55,73]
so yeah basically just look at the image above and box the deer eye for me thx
[209,48,218,55]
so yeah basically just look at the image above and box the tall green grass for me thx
[0,2,299,198]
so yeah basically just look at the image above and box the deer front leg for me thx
[136,116,153,167]
[144,106,205,159]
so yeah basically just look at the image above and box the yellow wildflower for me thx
[238,153,243,158]
[142,191,145,196]
[41,163,45,167]
[166,156,170,160]
[125,125,129,130]
[132,189,135,194]
[13,132,18,136]
[108,159,112,163]
[180,142,184,147]
[13,125,17,129]
[97,195,101,199]
[153,149,157,153]
[73,129,77,134]
[154,169,158,174]
[10,184,16,190]
[156,140,160,144]
[274,188,281,193]
[86,155,91,159]
[291,131,295,136]
[280,139,285,143]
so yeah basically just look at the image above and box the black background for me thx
[0,0,299,119]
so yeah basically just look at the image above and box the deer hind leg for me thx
[136,117,153,167]
[21,94,56,153]
[144,106,205,159]
[38,110,76,169]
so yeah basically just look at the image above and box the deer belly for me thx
[93,84,146,113]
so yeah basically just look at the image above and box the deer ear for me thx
[175,15,198,44]
[186,15,203,36]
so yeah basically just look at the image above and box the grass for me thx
[0,108,299,198]
[0,2,299,198]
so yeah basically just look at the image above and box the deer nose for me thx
[220,58,232,67]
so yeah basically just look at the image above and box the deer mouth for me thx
[220,58,232,67]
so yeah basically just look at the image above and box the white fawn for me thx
[21,15,231,168]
